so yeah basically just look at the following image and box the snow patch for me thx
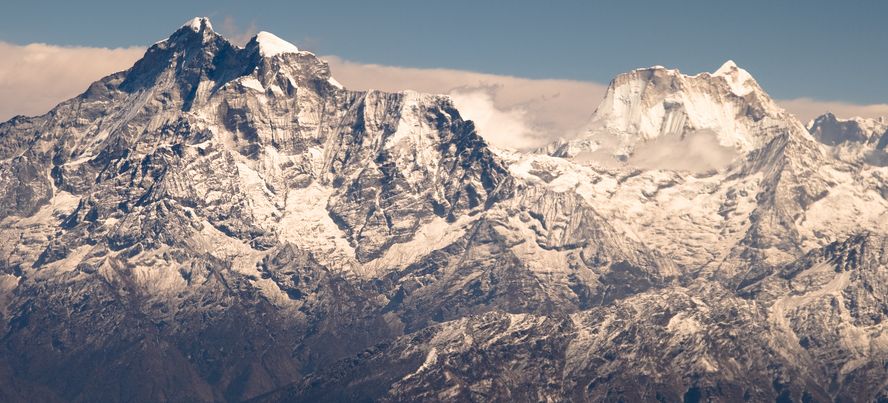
[254,31,300,57]
[43,245,92,273]
[278,184,358,273]
[667,313,702,335]
[239,77,265,92]
[327,77,344,89]
[365,215,469,275]
[402,347,438,381]
[235,162,280,226]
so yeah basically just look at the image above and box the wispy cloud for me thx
[447,89,539,149]
[629,130,740,172]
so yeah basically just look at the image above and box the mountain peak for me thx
[248,31,301,57]
[122,18,342,101]
[546,60,800,160]
[180,17,214,33]
[714,60,739,75]
[712,60,756,96]
[158,16,222,48]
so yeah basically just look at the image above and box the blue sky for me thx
[1,0,886,104]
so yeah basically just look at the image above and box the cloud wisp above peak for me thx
[0,40,885,149]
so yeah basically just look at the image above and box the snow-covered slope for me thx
[0,17,887,403]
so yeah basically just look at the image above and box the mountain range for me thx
[0,18,886,402]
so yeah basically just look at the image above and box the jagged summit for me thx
[545,59,803,161]
[118,17,346,112]
[154,16,220,46]
[158,18,306,63]
[171,18,303,59]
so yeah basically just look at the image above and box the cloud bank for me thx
[0,41,885,150]
[0,41,144,122]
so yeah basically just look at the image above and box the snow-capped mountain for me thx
[543,60,809,162]
[533,61,885,289]
[806,112,888,166]
[0,18,886,402]
[808,112,888,147]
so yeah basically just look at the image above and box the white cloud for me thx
[447,89,537,149]
[569,129,740,173]
[0,42,144,122]
[629,130,740,172]
[1,41,886,150]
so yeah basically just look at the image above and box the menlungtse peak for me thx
[552,59,802,158]
[163,18,304,59]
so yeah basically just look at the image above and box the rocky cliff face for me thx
[262,235,888,403]
[1,18,887,402]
